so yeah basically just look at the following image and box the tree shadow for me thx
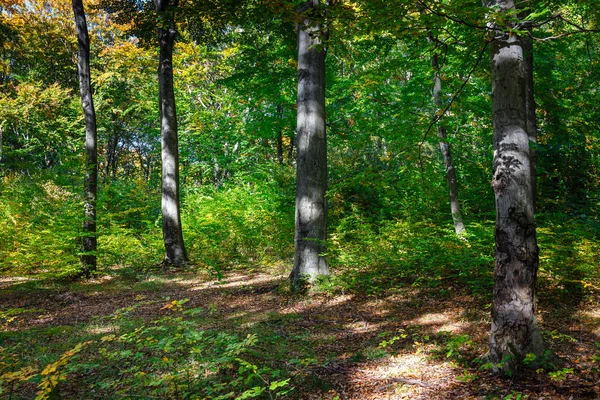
[1,266,599,399]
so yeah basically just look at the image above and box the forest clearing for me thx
[2,265,600,399]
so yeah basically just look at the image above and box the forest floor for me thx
[1,268,600,399]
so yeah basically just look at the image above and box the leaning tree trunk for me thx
[290,0,329,287]
[155,0,188,266]
[429,37,466,236]
[73,0,98,277]
[487,0,545,373]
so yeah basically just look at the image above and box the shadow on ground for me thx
[1,268,599,399]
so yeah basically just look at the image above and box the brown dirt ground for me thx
[1,270,599,399]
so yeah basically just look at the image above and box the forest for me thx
[1,0,599,398]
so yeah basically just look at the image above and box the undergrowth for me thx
[0,298,293,399]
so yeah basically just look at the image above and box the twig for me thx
[417,0,496,33]
[529,14,600,41]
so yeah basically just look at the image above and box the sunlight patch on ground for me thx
[184,273,281,291]
[349,353,457,399]
[0,276,30,288]
[344,320,386,335]
[323,294,354,307]
[407,312,468,333]
[581,308,600,337]
[277,294,354,317]
[360,299,391,317]
[87,324,119,335]
[582,308,600,319]
[85,275,115,284]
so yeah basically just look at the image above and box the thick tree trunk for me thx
[290,0,329,287]
[430,48,466,236]
[487,0,545,373]
[522,34,537,211]
[73,0,98,277]
[156,0,188,266]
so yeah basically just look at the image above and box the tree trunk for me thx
[430,41,466,236]
[105,120,119,179]
[73,0,98,278]
[290,0,329,287]
[288,132,294,162]
[522,33,537,212]
[487,0,545,373]
[276,104,284,165]
[156,0,188,266]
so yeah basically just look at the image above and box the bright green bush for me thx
[328,216,494,295]
[182,169,295,271]
[0,174,81,278]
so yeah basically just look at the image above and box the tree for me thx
[427,31,466,236]
[290,0,329,287]
[522,33,537,211]
[73,0,98,277]
[486,0,545,372]
[155,0,188,266]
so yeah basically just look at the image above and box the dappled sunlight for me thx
[582,308,600,319]
[347,352,458,398]
[343,320,387,335]
[2,268,599,399]
[279,294,354,316]
[184,272,282,291]
[407,312,470,334]
[580,307,600,338]
[0,276,31,289]
[86,324,119,335]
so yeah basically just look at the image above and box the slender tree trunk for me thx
[105,121,119,179]
[486,0,545,373]
[290,0,329,287]
[276,104,284,164]
[155,0,188,266]
[288,133,294,163]
[429,39,466,236]
[73,0,98,277]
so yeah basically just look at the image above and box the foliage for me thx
[183,168,295,272]
[328,218,494,295]
[0,174,82,278]
[0,298,293,399]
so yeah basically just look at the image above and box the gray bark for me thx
[487,0,545,373]
[290,0,329,287]
[522,34,537,211]
[73,0,98,277]
[430,41,466,236]
[156,0,188,266]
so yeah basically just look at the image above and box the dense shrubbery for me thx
[183,168,296,272]
[2,167,600,302]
